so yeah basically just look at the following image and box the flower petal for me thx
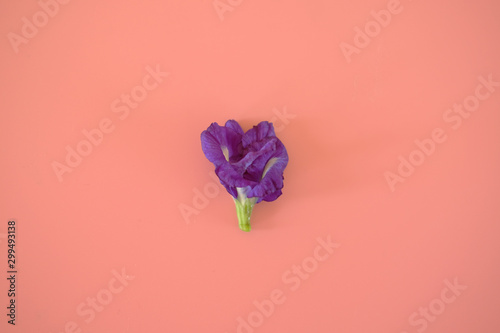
[201,122,243,166]
[225,119,244,136]
[238,137,279,182]
[201,119,288,205]
[242,121,276,149]
[246,139,288,203]
[237,138,276,170]
[215,163,256,198]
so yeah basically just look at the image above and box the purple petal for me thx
[215,163,256,189]
[215,163,256,198]
[236,139,276,170]
[246,139,288,202]
[238,137,279,182]
[242,121,276,148]
[261,188,282,202]
[225,120,244,136]
[201,121,243,167]
[201,120,288,203]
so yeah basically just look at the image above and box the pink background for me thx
[1,0,500,332]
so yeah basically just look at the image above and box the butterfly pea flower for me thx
[201,120,289,231]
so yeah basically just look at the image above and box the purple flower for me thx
[201,120,289,231]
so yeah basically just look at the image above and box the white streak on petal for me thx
[222,146,229,161]
[262,157,278,179]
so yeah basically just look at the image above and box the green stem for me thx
[234,197,256,232]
